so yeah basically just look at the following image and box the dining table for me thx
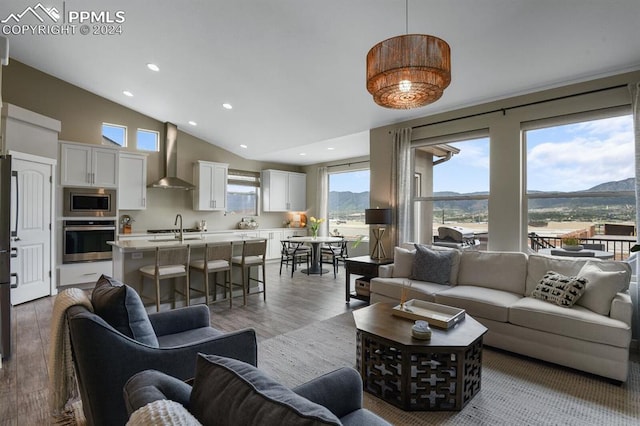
[286,236,343,275]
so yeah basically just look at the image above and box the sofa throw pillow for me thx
[531,271,587,308]
[190,354,341,426]
[91,275,159,347]
[392,246,415,278]
[410,244,454,285]
[575,262,629,315]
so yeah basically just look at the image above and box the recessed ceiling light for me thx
[147,63,160,72]
[222,103,233,110]
[188,121,197,126]
[299,153,307,156]
[123,90,133,97]
[327,147,335,150]
[240,144,248,149]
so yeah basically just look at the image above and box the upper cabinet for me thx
[193,161,228,211]
[60,142,118,188]
[262,169,306,212]
[118,152,147,210]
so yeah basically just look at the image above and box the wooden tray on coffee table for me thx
[392,299,465,329]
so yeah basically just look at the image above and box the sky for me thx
[434,114,634,193]
[330,169,370,193]
[327,114,634,194]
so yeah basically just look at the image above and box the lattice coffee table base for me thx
[356,330,483,411]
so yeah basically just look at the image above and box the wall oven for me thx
[63,220,115,264]
[63,187,117,217]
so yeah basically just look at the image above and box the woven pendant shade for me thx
[366,34,451,109]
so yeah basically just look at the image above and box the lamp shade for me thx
[365,208,392,225]
[366,34,451,109]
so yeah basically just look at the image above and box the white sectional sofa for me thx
[370,246,633,382]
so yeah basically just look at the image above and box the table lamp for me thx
[365,208,392,260]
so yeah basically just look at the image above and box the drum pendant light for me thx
[366,1,451,109]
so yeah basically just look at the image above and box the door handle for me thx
[10,272,18,288]
[10,247,17,258]
[11,170,18,237]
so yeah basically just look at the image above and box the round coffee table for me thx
[352,302,488,411]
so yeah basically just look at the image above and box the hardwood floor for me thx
[0,261,366,425]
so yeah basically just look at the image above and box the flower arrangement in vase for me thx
[308,216,325,238]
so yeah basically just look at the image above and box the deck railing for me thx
[528,232,635,260]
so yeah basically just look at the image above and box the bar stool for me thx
[189,242,233,307]
[139,245,190,312]
[231,239,267,306]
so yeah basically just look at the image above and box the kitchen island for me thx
[109,234,264,310]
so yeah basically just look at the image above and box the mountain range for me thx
[328,178,635,215]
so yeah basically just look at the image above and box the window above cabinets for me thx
[228,169,260,216]
[136,128,159,152]
[102,123,127,147]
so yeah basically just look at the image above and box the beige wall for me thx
[370,71,640,254]
[2,60,303,231]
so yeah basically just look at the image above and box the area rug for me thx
[258,312,640,426]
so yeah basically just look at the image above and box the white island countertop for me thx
[109,234,263,252]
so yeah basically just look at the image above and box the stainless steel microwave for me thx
[63,187,117,217]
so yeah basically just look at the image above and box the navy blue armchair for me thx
[67,304,257,426]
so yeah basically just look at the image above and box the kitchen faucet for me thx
[174,214,183,242]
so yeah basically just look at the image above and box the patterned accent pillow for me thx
[410,244,454,285]
[531,271,588,308]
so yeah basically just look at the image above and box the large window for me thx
[525,113,635,255]
[413,134,490,248]
[227,169,260,216]
[328,169,369,237]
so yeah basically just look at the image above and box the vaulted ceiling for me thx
[2,0,640,164]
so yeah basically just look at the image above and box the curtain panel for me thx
[629,82,640,342]
[317,166,329,236]
[392,128,413,246]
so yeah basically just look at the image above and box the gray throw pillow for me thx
[91,275,159,347]
[411,244,454,285]
[190,354,341,426]
[531,271,587,308]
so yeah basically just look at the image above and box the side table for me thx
[345,256,393,303]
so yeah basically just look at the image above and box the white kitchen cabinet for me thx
[193,161,228,211]
[259,229,285,260]
[262,169,306,212]
[60,142,118,188]
[118,152,147,210]
[58,261,113,286]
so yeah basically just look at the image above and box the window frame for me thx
[226,169,261,216]
[136,128,160,152]
[101,122,127,147]
[327,167,370,238]
[523,107,635,247]
[412,130,490,245]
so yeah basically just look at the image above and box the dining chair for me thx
[189,242,233,307]
[139,245,191,312]
[280,240,311,277]
[231,239,267,305]
[321,238,347,278]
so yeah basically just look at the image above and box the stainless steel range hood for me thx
[148,122,195,190]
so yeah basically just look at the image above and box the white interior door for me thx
[10,157,53,305]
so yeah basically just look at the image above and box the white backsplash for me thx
[120,188,290,232]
